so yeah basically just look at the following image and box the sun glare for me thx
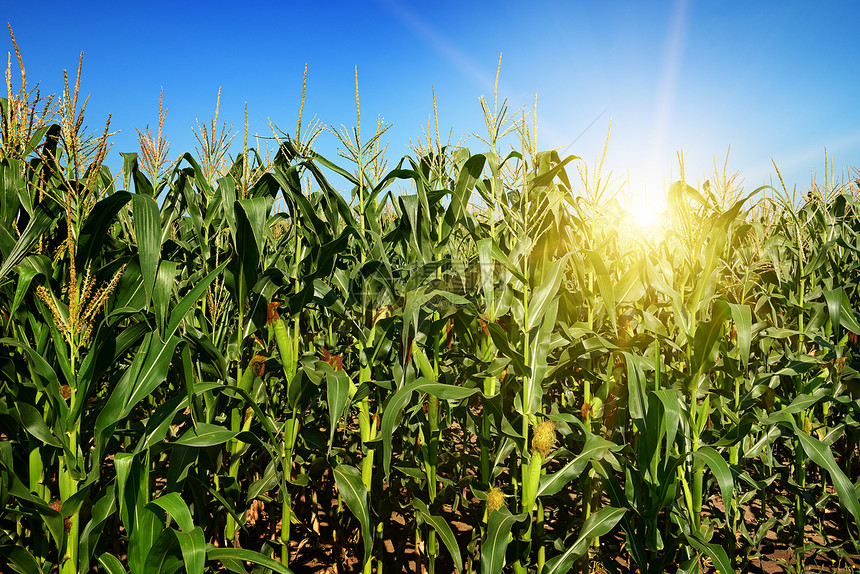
[631,201,662,229]
[629,187,668,233]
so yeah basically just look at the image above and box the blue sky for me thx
[3,0,859,208]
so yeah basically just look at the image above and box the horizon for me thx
[3,0,859,210]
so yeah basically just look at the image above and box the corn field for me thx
[1,37,860,574]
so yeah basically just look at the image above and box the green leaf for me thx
[142,528,183,574]
[15,402,62,448]
[692,301,730,375]
[149,492,195,532]
[838,289,860,334]
[175,423,239,447]
[585,250,617,332]
[132,193,162,307]
[380,378,479,476]
[0,338,67,420]
[123,152,155,197]
[0,196,62,281]
[326,369,351,451]
[528,255,569,331]
[97,553,127,574]
[529,153,578,189]
[226,198,267,308]
[526,299,559,415]
[77,190,132,269]
[490,241,528,285]
[206,548,293,574]
[153,259,177,336]
[537,435,617,498]
[477,237,496,315]
[687,196,745,315]
[444,153,486,236]
[78,485,117,571]
[7,262,40,325]
[825,287,860,335]
[246,461,279,503]
[542,506,626,574]
[333,464,372,568]
[119,334,181,420]
[0,545,41,574]
[413,498,463,573]
[194,479,249,538]
[613,258,646,304]
[164,260,229,341]
[624,352,648,432]
[794,428,860,535]
[481,507,524,574]
[763,411,860,542]
[774,386,829,416]
[236,197,269,257]
[134,394,188,455]
[652,389,683,456]
[175,527,205,574]
[824,288,843,335]
[727,302,752,370]
[686,533,735,574]
[117,453,162,574]
[694,446,734,527]
[487,322,528,378]
[6,481,65,548]
[121,152,138,193]
[0,158,24,227]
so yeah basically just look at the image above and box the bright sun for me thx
[630,198,664,230]
[629,187,668,232]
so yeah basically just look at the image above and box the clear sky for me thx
[3,0,859,210]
